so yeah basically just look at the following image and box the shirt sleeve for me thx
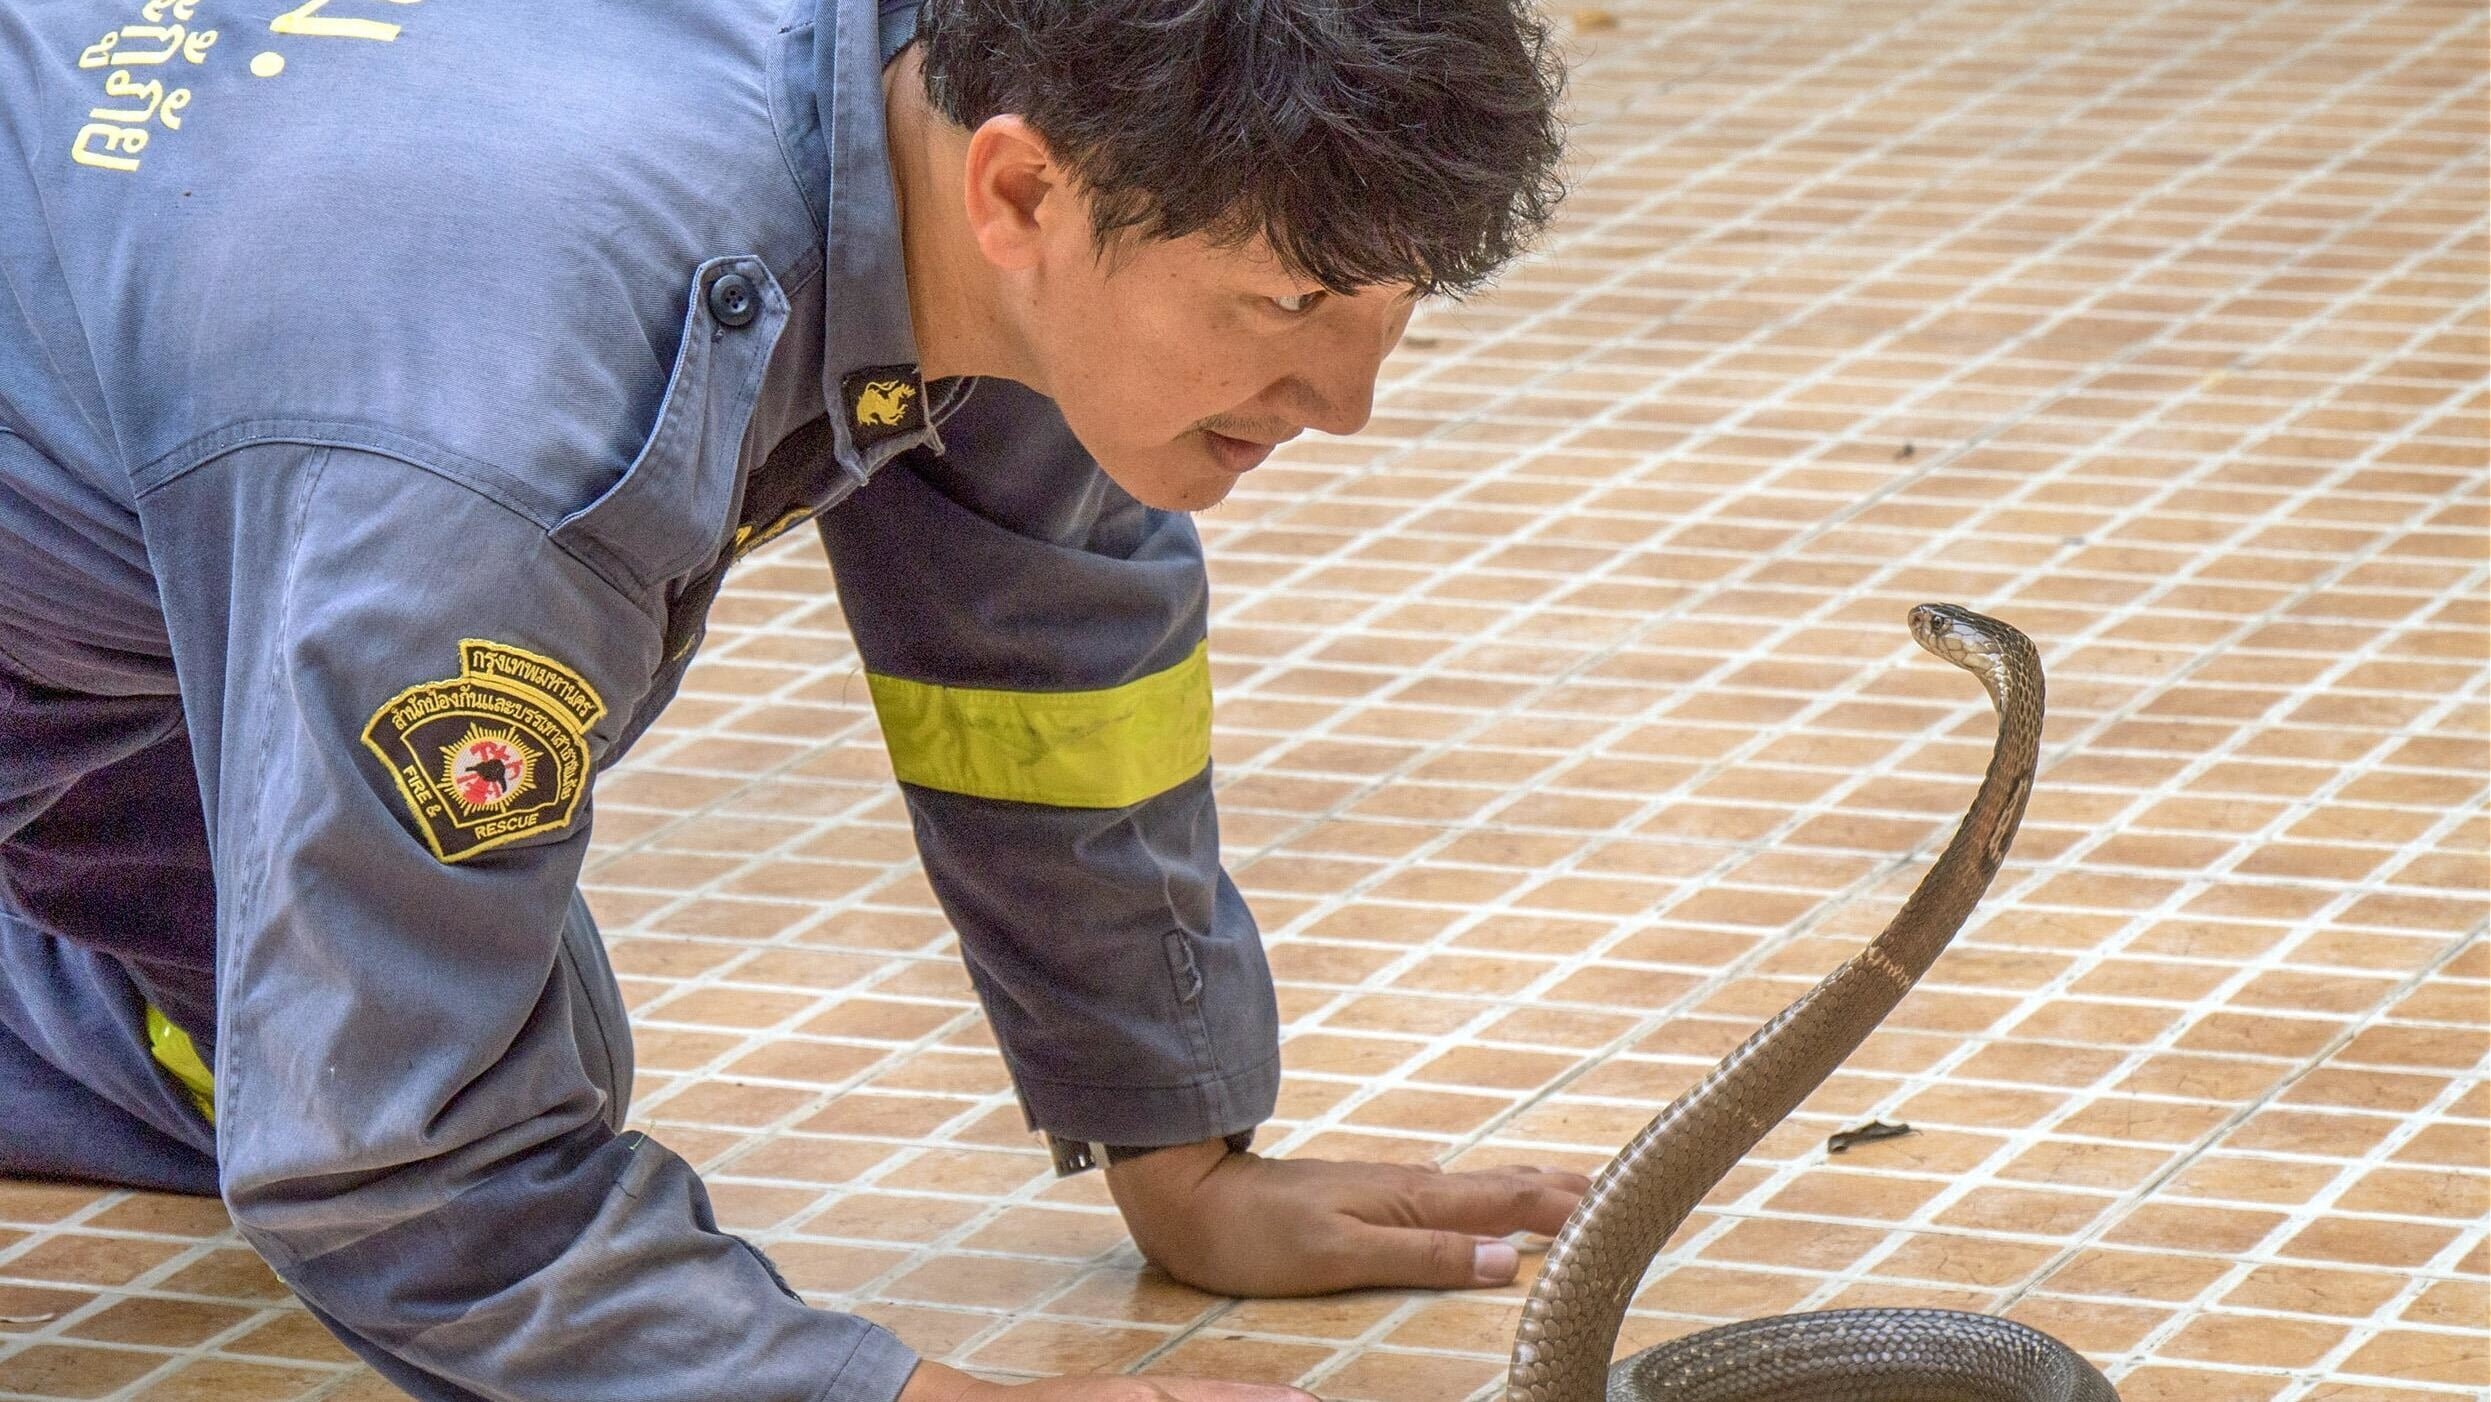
[817,379,1280,1149]
[138,442,919,1402]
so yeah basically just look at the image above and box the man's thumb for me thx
[1345,1225,1520,1289]
[1153,1381,1321,1400]
[1472,1237,1521,1284]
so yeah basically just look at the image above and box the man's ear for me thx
[961,114,1062,273]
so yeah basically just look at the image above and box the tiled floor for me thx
[4,0,2486,1397]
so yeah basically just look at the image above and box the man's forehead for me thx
[1186,232,1428,299]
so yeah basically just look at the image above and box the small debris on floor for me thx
[1828,1120,1916,1153]
[1895,441,1917,461]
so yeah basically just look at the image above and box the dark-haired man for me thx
[0,1,1577,1398]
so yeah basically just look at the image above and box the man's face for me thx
[1013,226,1420,513]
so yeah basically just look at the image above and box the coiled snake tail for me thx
[1504,605,2116,1401]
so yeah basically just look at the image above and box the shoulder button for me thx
[706,272,759,328]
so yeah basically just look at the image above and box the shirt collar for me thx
[810,0,960,477]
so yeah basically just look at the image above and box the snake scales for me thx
[1504,604,2118,1401]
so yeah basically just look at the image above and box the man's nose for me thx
[1289,317,1392,437]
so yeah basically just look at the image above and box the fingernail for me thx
[1473,1239,1519,1282]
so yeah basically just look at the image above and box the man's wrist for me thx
[1047,1127,1255,1177]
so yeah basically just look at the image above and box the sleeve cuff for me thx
[1015,1047,1278,1153]
[1047,1127,1258,1177]
[814,1319,921,1402]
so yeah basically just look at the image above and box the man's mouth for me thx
[1201,428,1296,475]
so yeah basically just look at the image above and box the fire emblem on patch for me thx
[443,726,537,812]
[361,640,607,864]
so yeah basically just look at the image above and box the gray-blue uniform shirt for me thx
[0,0,1279,1396]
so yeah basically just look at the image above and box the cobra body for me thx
[1505,605,2117,1402]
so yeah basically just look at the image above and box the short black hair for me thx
[917,0,1567,298]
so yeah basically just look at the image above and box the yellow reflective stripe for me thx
[868,641,1212,809]
[145,1005,216,1124]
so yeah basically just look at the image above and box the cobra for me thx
[1505,604,2118,1402]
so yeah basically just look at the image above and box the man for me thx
[0,0,1580,1397]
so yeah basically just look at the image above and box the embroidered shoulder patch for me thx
[360,640,607,864]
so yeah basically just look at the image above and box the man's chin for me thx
[1092,451,1240,514]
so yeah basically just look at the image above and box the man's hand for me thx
[1104,1139,1590,1298]
[896,1361,1313,1401]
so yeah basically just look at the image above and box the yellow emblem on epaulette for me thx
[360,640,606,864]
[842,364,928,450]
[854,378,917,428]
[731,507,814,561]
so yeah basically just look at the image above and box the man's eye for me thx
[1272,291,1328,315]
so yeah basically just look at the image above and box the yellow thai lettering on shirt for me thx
[68,0,424,175]
[69,0,216,174]
[270,0,422,43]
